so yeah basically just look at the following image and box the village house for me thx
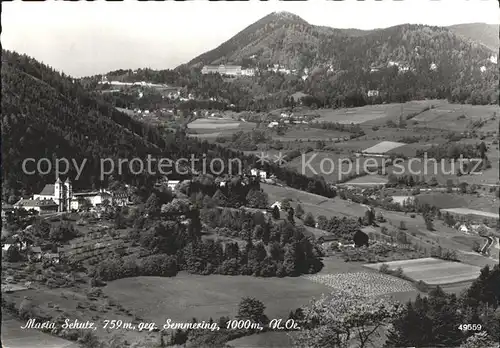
[270,201,282,210]
[2,204,15,221]
[28,246,43,262]
[14,198,58,214]
[167,180,181,191]
[112,191,132,206]
[250,168,267,181]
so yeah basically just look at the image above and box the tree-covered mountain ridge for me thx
[1,49,170,197]
[184,11,498,72]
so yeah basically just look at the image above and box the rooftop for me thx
[15,199,58,207]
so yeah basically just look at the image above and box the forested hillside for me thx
[1,50,170,198]
[1,50,334,201]
[91,14,498,111]
[448,23,499,51]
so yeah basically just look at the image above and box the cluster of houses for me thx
[201,62,315,80]
[2,233,63,265]
[267,112,314,128]
[456,222,492,235]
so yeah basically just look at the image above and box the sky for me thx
[3,0,499,77]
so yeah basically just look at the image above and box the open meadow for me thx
[103,274,332,323]
[261,183,368,218]
[364,258,482,285]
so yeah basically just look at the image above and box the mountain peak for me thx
[268,11,308,24]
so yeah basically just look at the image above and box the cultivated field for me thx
[364,258,482,285]
[286,151,386,183]
[340,174,388,186]
[415,192,499,214]
[412,103,499,132]
[314,100,436,125]
[362,141,406,154]
[302,272,416,297]
[103,274,331,323]
[385,159,499,186]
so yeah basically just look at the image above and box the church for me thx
[14,178,121,213]
[33,177,73,212]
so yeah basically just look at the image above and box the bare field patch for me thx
[364,258,482,285]
[362,141,407,154]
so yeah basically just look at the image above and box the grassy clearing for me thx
[364,258,482,285]
[103,274,331,323]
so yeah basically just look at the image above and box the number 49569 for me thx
[458,324,482,331]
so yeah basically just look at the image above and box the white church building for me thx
[14,178,121,213]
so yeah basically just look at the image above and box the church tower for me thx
[64,178,72,211]
[54,178,63,212]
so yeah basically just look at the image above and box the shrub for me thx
[379,264,390,274]
[415,280,430,292]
